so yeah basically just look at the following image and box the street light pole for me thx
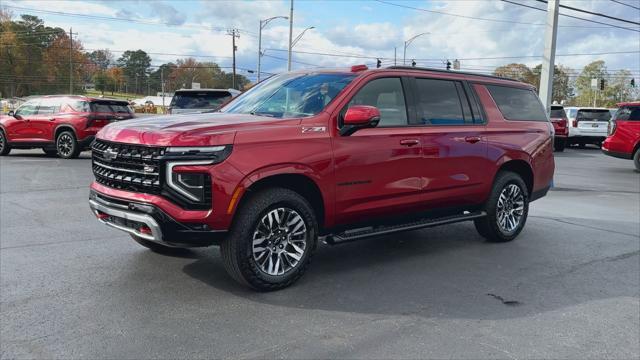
[258,16,288,82]
[287,0,294,71]
[403,32,429,65]
[291,26,315,49]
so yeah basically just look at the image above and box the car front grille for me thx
[92,139,166,194]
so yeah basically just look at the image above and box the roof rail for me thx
[385,66,521,83]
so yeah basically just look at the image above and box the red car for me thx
[88,66,554,290]
[0,95,133,158]
[550,104,568,152]
[602,101,640,171]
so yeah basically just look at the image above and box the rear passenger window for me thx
[347,77,408,127]
[414,78,466,125]
[37,98,62,115]
[616,106,640,121]
[486,85,548,121]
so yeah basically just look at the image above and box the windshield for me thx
[170,91,232,109]
[221,73,356,118]
[577,109,611,122]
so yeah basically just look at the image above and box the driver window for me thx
[15,100,39,117]
[346,78,408,127]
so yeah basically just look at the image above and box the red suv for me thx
[0,95,133,158]
[550,105,568,152]
[602,101,640,171]
[88,66,554,290]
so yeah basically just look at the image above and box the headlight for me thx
[164,145,232,204]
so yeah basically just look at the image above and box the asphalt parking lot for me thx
[1,146,639,359]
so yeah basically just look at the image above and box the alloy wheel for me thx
[0,131,4,152]
[496,184,525,233]
[252,207,308,276]
[57,133,74,157]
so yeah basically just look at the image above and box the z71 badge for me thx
[301,126,327,133]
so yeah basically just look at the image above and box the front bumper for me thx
[89,190,227,248]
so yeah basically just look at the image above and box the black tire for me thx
[56,130,80,159]
[0,129,10,156]
[220,188,318,291]
[131,235,182,254]
[474,171,529,243]
[633,149,640,172]
[42,148,58,156]
[554,138,566,152]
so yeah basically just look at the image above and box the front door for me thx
[8,99,40,141]
[332,76,425,225]
[30,97,62,141]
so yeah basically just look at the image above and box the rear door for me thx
[577,109,610,135]
[410,77,490,207]
[332,76,425,225]
[30,97,62,141]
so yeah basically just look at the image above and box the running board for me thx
[325,211,487,245]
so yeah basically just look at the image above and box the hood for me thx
[97,112,297,147]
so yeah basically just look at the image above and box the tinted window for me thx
[37,98,62,115]
[415,78,465,125]
[615,106,640,121]
[170,91,232,110]
[90,101,132,114]
[223,73,356,118]
[486,85,548,121]
[347,78,407,126]
[550,108,566,118]
[15,100,39,117]
[577,109,610,122]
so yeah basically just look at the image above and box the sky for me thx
[2,0,639,82]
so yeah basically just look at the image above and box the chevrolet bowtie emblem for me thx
[103,148,118,161]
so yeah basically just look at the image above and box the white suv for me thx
[564,107,611,147]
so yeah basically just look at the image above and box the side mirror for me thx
[8,110,14,117]
[340,105,380,136]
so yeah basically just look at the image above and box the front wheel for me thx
[633,149,640,172]
[0,129,11,156]
[220,188,318,291]
[56,131,80,159]
[475,171,529,242]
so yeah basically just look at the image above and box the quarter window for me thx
[346,77,408,127]
[414,78,466,125]
[486,85,548,122]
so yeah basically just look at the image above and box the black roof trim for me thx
[385,66,522,84]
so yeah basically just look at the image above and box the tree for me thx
[493,63,536,85]
[93,71,109,95]
[117,50,151,94]
[106,67,124,94]
[531,64,574,104]
[87,49,113,70]
[573,60,608,107]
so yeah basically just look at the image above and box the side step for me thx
[325,211,486,245]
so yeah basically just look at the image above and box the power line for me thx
[610,0,640,11]
[502,0,640,32]
[535,0,640,26]
[2,5,257,37]
[375,0,620,29]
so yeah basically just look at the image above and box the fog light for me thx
[139,225,152,235]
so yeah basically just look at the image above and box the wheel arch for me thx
[496,159,534,196]
[235,171,326,231]
[54,124,77,140]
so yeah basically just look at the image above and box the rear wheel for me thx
[220,188,318,291]
[0,129,10,156]
[633,149,640,172]
[475,171,529,243]
[554,138,566,152]
[56,131,80,159]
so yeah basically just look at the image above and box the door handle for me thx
[400,139,420,146]
[464,136,481,144]
[48,118,55,121]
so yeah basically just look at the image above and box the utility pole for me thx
[227,29,240,89]
[161,67,165,110]
[69,27,73,94]
[394,47,397,66]
[287,0,294,71]
[539,0,559,112]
